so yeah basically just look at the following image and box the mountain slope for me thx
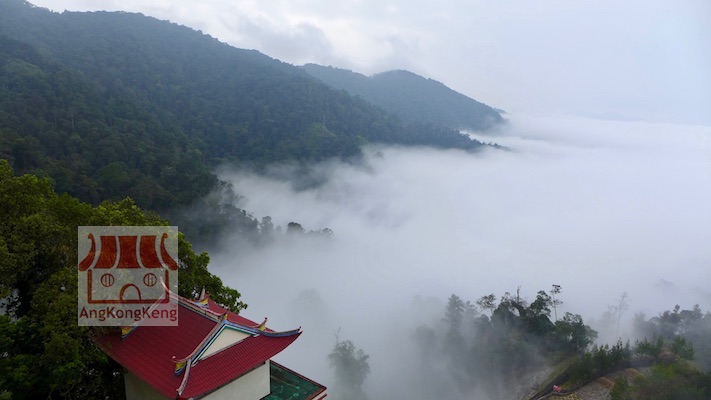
[0,34,216,209]
[301,64,504,131]
[0,0,493,210]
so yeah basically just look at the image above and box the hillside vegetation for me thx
[301,64,504,131]
[0,160,244,399]
[0,0,496,211]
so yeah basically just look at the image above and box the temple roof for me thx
[95,293,301,399]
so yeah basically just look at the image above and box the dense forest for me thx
[0,160,244,399]
[407,289,711,399]
[0,34,216,210]
[301,64,504,131]
[0,0,499,213]
[321,287,711,400]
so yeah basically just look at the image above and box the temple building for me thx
[96,291,327,400]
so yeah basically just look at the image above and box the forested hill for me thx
[0,0,492,210]
[0,34,217,209]
[301,64,504,131]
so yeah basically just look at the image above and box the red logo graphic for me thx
[79,233,178,304]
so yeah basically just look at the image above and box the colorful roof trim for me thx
[95,294,301,399]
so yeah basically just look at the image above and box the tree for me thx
[476,293,497,314]
[259,216,274,236]
[286,222,305,235]
[444,294,465,332]
[671,336,695,360]
[610,376,630,400]
[443,294,466,353]
[549,284,562,321]
[555,312,597,354]
[610,292,630,339]
[328,335,370,400]
[523,291,555,336]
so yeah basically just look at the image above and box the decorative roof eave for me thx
[172,299,301,375]
[176,357,192,398]
[196,287,210,307]
[173,319,224,374]
[173,317,302,374]
[181,297,223,321]
[222,318,301,338]
[180,295,301,336]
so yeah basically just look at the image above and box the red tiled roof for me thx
[181,334,300,398]
[95,296,300,399]
[204,298,276,332]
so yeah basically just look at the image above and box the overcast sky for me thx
[30,0,711,125]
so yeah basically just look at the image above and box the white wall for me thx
[205,361,270,400]
[200,328,250,360]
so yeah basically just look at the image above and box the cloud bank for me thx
[207,114,711,397]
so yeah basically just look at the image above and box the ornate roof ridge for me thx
[94,292,306,399]
[176,356,192,397]
[172,319,224,373]
[169,293,301,377]
[180,296,223,321]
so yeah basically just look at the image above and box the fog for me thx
[208,114,711,398]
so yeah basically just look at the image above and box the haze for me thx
[207,114,711,398]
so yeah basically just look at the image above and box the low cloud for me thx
[208,114,711,398]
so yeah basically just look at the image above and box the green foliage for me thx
[610,376,630,400]
[301,64,504,131]
[416,287,598,397]
[635,336,664,358]
[568,340,632,384]
[176,232,247,312]
[0,161,245,399]
[328,338,370,400]
[0,34,216,211]
[671,336,695,361]
[572,329,708,395]
[634,304,711,370]
[0,0,492,216]
[444,294,465,333]
[552,312,598,355]
[612,362,711,400]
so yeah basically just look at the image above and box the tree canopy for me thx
[0,160,245,399]
[413,287,598,398]
[328,337,370,400]
[0,0,494,213]
[301,64,504,131]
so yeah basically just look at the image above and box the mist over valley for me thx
[209,114,711,398]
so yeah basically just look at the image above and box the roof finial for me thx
[257,317,268,331]
[196,287,210,307]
